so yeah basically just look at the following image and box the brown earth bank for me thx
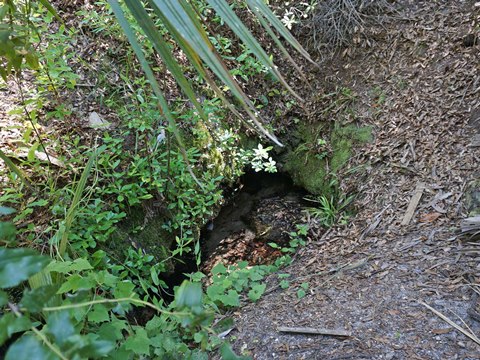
[226,1,480,359]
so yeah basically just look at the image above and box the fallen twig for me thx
[278,326,351,337]
[419,300,480,346]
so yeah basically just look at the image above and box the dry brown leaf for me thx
[419,212,442,223]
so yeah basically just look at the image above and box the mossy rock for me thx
[465,179,480,216]
[284,122,372,195]
[284,151,329,195]
[105,205,175,273]
[330,124,372,173]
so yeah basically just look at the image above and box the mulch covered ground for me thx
[228,1,480,358]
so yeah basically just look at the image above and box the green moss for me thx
[465,179,480,216]
[105,205,175,273]
[284,122,372,195]
[330,124,372,172]
[284,151,329,194]
[284,122,331,195]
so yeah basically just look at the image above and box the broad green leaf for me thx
[113,281,136,298]
[57,274,96,293]
[0,313,32,346]
[98,318,128,342]
[248,270,264,282]
[150,267,160,286]
[220,289,239,307]
[0,206,15,216]
[236,261,249,269]
[297,288,306,299]
[0,222,16,243]
[88,304,110,323]
[190,271,206,282]
[47,311,75,345]
[193,330,207,344]
[211,263,227,275]
[93,270,118,287]
[0,248,49,288]
[176,281,202,309]
[24,52,39,70]
[124,328,151,356]
[20,284,59,312]
[46,258,93,274]
[5,335,58,360]
[248,283,266,302]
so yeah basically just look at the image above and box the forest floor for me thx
[1,0,479,359]
[228,1,480,359]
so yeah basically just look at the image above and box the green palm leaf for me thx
[245,0,315,64]
[110,0,314,147]
[144,0,283,146]
[205,0,302,101]
[108,0,204,186]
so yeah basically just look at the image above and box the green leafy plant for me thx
[204,261,270,308]
[0,0,59,80]
[108,0,315,148]
[296,282,309,299]
[304,182,355,227]
[0,243,243,358]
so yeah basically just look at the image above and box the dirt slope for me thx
[230,1,480,358]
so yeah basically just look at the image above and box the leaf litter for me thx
[228,1,480,359]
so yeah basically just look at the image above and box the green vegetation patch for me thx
[285,122,372,195]
[107,205,174,272]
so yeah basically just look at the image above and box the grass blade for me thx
[0,149,32,189]
[37,0,62,22]
[57,148,98,256]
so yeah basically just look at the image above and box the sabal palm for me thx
[109,0,314,148]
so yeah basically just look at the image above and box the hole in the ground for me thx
[157,170,307,300]
[201,170,306,257]
[128,170,308,322]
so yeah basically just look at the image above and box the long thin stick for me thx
[278,326,351,337]
[419,300,480,346]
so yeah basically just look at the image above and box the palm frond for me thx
[109,0,314,147]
